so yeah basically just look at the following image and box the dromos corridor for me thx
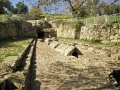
[28,39,120,90]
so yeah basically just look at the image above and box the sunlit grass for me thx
[79,15,120,25]
[0,38,32,63]
[58,37,120,48]
[40,14,73,19]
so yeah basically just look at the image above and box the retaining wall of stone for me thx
[52,22,120,43]
[56,24,76,38]
[80,24,120,43]
[0,22,37,39]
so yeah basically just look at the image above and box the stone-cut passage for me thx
[29,40,119,90]
[72,50,79,58]
[38,31,45,38]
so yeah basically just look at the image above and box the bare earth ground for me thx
[29,39,120,90]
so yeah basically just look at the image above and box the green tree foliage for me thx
[27,0,119,17]
[29,7,42,17]
[98,1,120,15]
[0,0,14,14]
[15,2,28,14]
[85,0,100,16]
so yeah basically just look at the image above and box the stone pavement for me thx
[29,39,120,90]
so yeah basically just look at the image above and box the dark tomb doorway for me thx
[72,51,78,58]
[38,31,45,38]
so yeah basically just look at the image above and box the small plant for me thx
[75,21,84,29]
[90,39,102,44]
[109,42,120,47]
[0,58,3,63]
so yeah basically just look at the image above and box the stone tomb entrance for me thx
[68,47,82,58]
[37,31,45,38]
[49,41,82,58]
[72,49,79,58]
[37,28,57,39]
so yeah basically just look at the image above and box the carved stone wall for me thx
[0,22,37,39]
[52,22,120,43]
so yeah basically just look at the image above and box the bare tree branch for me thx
[65,0,87,11]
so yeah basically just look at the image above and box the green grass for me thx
[106,42,120,47]
[108,15,120,24]
[0,38,32,63]
[0,58,3,63]
[40,14,73,19]
[58,37,120,48]
[79,38,102,44]
[55,19,84,29]
[79,14,120,25]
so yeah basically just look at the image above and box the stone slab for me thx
[49,41,59,49]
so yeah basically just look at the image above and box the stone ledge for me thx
[0,39,36,90]
[1,39,33,72]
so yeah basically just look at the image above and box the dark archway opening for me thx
[72,51,78,58]
[38,31,45,38]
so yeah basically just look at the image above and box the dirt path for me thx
[29,39,120,90]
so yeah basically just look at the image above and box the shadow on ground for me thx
[28,40,41,90]
[42,61,118,90]
[0,38,30,48]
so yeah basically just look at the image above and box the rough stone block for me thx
[55,44,65,52]
[64,46,75,56]
[53,43,82,57]
[4,71,25,90]
[49,41,59,49]
[59,44,69,55]
[45,38,52,45]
